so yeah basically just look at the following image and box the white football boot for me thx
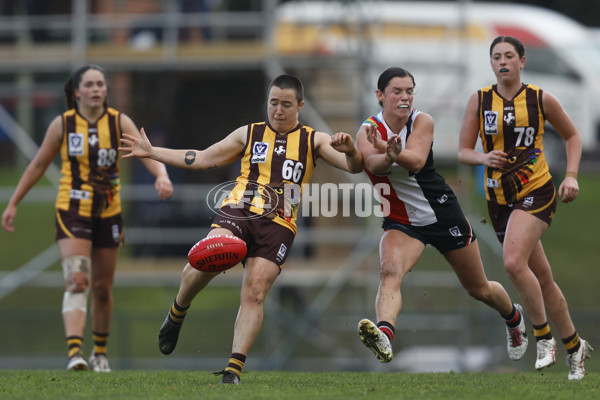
[89,353,111,372]
[506,304,528,360]
[535,338,557,370]
[358,319,393,363]
[567,339,594,380]
[67,354,88,371]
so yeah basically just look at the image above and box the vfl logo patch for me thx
[449,226,462,237]
[251,142,269,163]
[437,194,448,204]
[523,196,534,207]
[68,133,85,156]
[484,111,498,135]
[277,243,287,260]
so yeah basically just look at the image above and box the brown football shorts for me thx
[55,208,123,248]
[211,205,295,268]
[487,179,556,244]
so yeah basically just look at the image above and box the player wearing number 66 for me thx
[1,65,174,372]
[119,74,363,384]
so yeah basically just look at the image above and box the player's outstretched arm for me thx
[315,131,363,173]
[119,126,246,170]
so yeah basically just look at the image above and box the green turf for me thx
[1,169,599,372]
[0,202,58,271]
[0,370,598,399]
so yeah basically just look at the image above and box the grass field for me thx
[1,168,599,377]
[1,370,598,400]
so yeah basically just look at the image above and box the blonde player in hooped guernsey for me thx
[2,65,173,373]
[119,74,363,384]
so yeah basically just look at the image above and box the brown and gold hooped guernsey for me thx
[55,107,122,218]
[222,122,316,234]
[478,83,551,205]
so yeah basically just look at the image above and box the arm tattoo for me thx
[184,151,196,165]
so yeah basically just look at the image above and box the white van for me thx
[273,1,600,163]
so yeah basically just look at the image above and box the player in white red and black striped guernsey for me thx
[356,67,527,364]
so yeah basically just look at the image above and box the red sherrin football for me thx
[187,235,247,272]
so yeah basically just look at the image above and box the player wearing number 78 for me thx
[119,74,363,384]
[458,36,592,380]
[1,65,173,372]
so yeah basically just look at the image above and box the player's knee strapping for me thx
[62,255,91,313]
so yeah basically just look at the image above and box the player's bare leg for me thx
[503,211,548,325]
[526,236,592,375]
[444,240,513,315]
[88,246,118,372]
[445,240,527,360]
[527,241,575,338]
[375,230,423,325]
[159,228,233,355]
[359,230,423,362]
[158,265,220,355]
[58,238,92,371]
[220,257,279,383]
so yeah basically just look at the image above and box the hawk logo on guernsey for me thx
[274,145,286,156]
[251,142,269,163]
[88,134,99,147]
[504,112,515,125]
[484,111,499,135]
[68,133,85,156]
